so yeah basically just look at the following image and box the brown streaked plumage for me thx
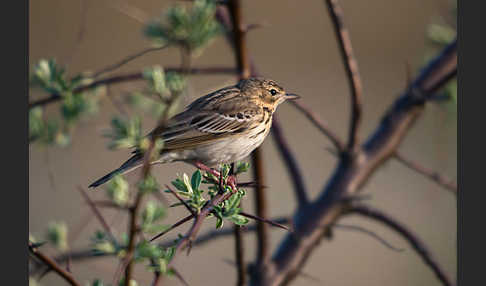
[89,77,299,188]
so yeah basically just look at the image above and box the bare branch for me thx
[92,45,168,78]
[165,185,197,216]
[234,223,247,286]
[77,186,118,245]
[288,100,345,152]
[107,0,150,24]
[150,214,194,242]
[394,152,457,194]
[271,116,309,206]
[240,211,290,231]
[349,205,454,286]
[263,40,457,286]
[333,223,404,252]
[324,0,363,151]
[28,242,81,286]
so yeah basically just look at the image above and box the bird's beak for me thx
[285,93,300,100]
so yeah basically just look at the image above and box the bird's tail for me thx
[88,153,144,188]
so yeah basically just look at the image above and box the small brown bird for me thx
[89,77,299,188]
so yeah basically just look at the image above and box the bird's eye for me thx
[270,89,277,96]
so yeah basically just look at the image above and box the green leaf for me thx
[144,0,222,53]
[106,175,129,205]
[136,240,163,260]
[235,161,250,174]
[137,175,160,194]
[171,178,188,193]
[191,170,202,191]
[93,241,116,254]
[229,214,249,226]
[142,201,167,226]
[91,279,105,286]
[183,173,194,195]
[46,221,68,251]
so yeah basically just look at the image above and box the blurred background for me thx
[29,0,456,285]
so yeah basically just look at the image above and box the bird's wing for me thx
[151,96,262,151]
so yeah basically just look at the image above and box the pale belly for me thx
[161,124,270,167]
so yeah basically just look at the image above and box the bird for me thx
[89,77,300,188]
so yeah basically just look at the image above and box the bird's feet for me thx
[193,161,237,192]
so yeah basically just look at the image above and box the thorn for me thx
[242,22,270,32]
[186,239,193,256]
[239,212,290,231]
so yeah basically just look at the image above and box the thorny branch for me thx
[324,0,363,151]
[28,242,81,286]
[394,152,457,194]
[260,40,457,286]
[288,100,345,152]
[349,205,454,286]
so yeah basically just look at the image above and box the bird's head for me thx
[237,77,300,110]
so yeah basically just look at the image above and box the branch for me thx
[77,187,119,241]
[165,185,197,216]
[234,224,247,286]
[394,152,457,194]
[324,0,363,151]
[92,45,169,78]
[29,66,237,109]
[150,214,194,242]
[349,205,454,286]
[288,100,344,152]
[168,181,239,269]
[271,115,308,206]
[333,223,404,252]
[28,242,81,286]
[262,40,457,286]
[240,212,290,231]
[32,217,292,274]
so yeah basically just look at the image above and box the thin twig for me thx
[108,0,150,24]
[324,0,363,151]
[288,100,344,152]
[77,186,118,245]
[150,214,194,242]
[334,223,404,252]
[29,66,237,109]
[234,217,247,286]
[92,45,169,78]
[172,267,190,286]
[271,115,308,206]
[349,205,454,286]
[65,0,90,66]
[165,185,196,216]
[240,212,290,231]
[32,217,292,273]
[394,152,457,194]
[28,242,81,286]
